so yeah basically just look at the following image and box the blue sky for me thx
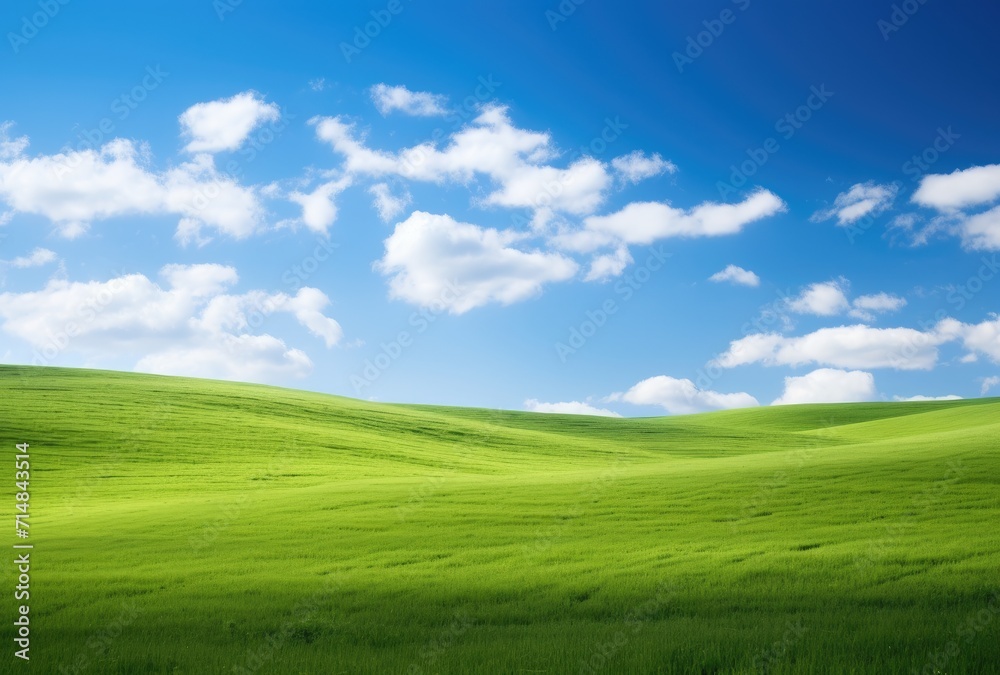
[1,0,999,415]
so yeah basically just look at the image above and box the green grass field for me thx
[1,365,998,674]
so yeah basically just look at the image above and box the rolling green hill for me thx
[1,365,998,674]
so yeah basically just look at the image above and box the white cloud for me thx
[958,204,1000,250]
[787,281,850,316]
[312,105,611,216]
[164,154,265,244]
[957,314,1000,363]
[772,368,876,405]
[0,122,28,160]
[369,182,412,222]
[610,375,759,415]
[179,91,280,153]
[611,151,676,183]
[812,182,897,225]
[893,394,962,401]
[981,376,1000,396]
[370,84,448,117]
[783,281,905,320]
[308,78,326,92]
[849,292,907,320]
[904,164,1000,250]
[8,248,57,268]
[713,324,950,371]
[0,264,342,382]
[288,176,353,233]
[556,189,785,252]
[584,246,633,282]
[913,164,1000,211]
[0,138,264,242]
[375,211,578,314]
[523,399,621,417]
[709,264,760,287]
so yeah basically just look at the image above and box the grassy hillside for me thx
[1,365,998,674]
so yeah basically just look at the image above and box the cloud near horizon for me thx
[0,264,342,382]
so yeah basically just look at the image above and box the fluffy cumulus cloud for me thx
[0,121,28,160]
[584,246,633,282]
[8,248,57,268]
[783,281,905,320]
[179,91,280,153]
[713,324,948,371]
[307,95,786,301]
[709,264,760,287]
[958,205,1000,250]
[957,314,1000,362]
[772,368,876,405]
[905,164,1000,250]
[370,84,448,117]
[368,182,411,222]
[912,164,1000,211]
[523,399,621,417]
[312,105,612,215]
[609,375,759,415]
[375,211,578,314]
[0,135,264,242]
[716,314,1000,372]
[611,151,676,183]
[0,264,342,382]
[555,189,785,253]
[812,182,898,225]
[849,292,907,320]
[786,281,851,316]
[288,176,353,233]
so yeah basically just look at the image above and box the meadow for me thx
[1,365,998,673]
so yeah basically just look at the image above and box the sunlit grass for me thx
[1,365,998,673]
